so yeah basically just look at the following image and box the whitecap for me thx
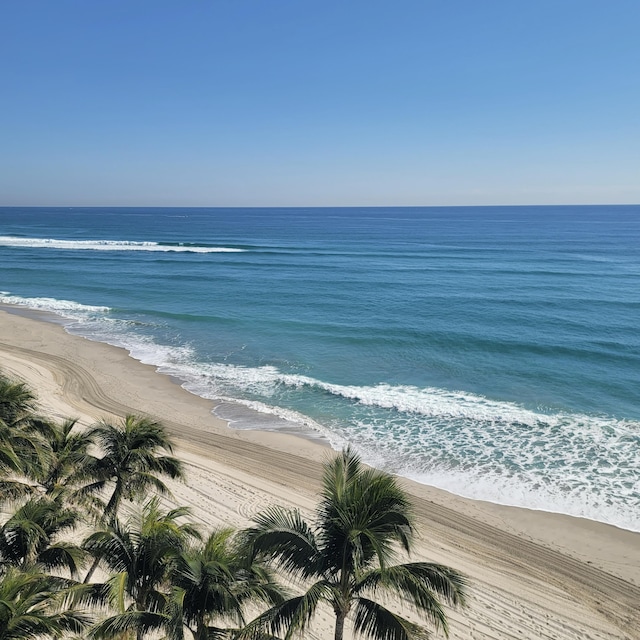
[0,236,244,253]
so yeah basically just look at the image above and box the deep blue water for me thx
[1,206,639,530]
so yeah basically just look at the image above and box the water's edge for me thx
[0,301,333,447]
[2,300,637,534]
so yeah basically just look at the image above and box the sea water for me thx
[0,206,638,531]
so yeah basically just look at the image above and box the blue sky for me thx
[1,0,639,206]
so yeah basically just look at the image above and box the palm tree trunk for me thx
[84,483,121,583]
[334,611,347,640]
[104,480,122,519]
[135,595,146,640]
[83,555,101,583]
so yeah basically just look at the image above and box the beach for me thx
[1,307,638,639]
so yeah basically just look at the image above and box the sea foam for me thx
[0,236,244,253]
[0,292,110,316]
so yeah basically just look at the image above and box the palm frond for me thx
[90,609,169,639]
[0,567,91,639]
[84,414,184,520]
[37,541,86,577]
[52,608,95,634]
[0,375,38,425]
[242,507,319,581]
[357,563,467,607]
[317,449,415,577]
[354,563,467,636]
[0,441,22,475]
[240,580,330,640]
[0,478,38,504]
[352,597,430,640]
[83,527,133,576]
[63,581,111,611]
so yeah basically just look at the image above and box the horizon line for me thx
[1,202,639,210]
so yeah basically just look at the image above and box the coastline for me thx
[1,308,638,639]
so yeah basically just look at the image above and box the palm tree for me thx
[85,415,184,520]
[82,415,184,582]
[0,427,21,478]
[170,528,285,640]
[0,495,85,577]
[242,448,467,640]
[0,374,45,478]
[0,373,38,428]
[85,497,200,640]
[0,418,102,512]
[0,567,91,639]
[33,418,98,494]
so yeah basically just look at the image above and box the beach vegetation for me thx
[30,417,97,496]
[0,567,91,640]
[0,371,467,639]
[0,417,102,514]
[81,415,184,583]
[169,527,286,640]
[85,497,199,640]
[0,374,47,477]
[0,495,85,577]
[242,447,467,640]
[0,375,38,428]
[83,415,184,522]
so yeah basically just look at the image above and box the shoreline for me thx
[0,301,336,449]
[3,301,637,536]
[1,308,639,638]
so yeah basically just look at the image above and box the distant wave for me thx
[0,236,244,253]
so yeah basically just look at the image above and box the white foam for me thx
[0,236,244,253]
[128,361,637,441]
[404,466,639,532]
[0,293,109,315]
[213,395,339,441]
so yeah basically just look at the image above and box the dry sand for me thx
[0,307,638,639]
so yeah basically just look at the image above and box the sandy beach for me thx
[1,307,638,640]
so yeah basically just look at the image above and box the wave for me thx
[146,360,640,531]
[0,236,244,253]
[0,292,110,316]
[2,292,637,531]
[146,359,634,433]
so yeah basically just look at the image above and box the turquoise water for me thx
[1,206,638,530]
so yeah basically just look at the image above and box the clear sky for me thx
[1,0,639,207]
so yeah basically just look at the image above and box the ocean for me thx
[1,205,638,531]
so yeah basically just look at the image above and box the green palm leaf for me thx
[0,497,83,574]
[240,580,331,640]
[171,527,286,640]
[244,448,467,640]
[352,597,429,640]
[242,507,319,581]
[85,415,184,522]
[90,609,169,639]
[0,568,91,640]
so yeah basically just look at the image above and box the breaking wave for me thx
[0,236,244,253]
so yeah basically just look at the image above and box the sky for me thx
[1,0,639,207]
